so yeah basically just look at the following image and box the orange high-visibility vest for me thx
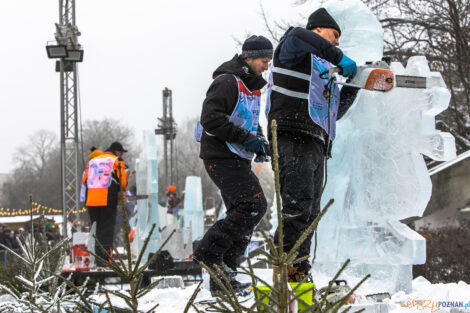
[83,152,127,207]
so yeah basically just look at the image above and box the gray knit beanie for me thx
[241,35,273,59]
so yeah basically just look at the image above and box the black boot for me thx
[229,279,251,293]
[209,276,251,297]
[208,263,251,297]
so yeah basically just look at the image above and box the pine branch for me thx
[184,280,203,313]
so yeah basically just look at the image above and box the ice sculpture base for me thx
[316,221,426,265]
[313,263,413,294]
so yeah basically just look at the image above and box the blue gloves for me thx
[337,54,357,78]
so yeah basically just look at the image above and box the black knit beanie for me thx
[241,35,273,59]
[306,8,341,36]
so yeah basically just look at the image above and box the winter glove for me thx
[242,135,265,153]
[254,154,270,163]
[337,54,357,78]
[254,139,271,163]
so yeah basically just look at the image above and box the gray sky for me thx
[0,0,311,173]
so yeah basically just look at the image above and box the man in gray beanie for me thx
[241,35,274,65]
[193,35,272,296]
[266,8,360,282]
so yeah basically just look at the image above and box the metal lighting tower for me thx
[155,88,177,189]
[46,0,84,237]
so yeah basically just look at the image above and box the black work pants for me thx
[88,205,117,266]
[273,135,325,264]
[195,158,267,269]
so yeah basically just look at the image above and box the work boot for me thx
[209,276,251,297]
[208,262,251,296]
[193,254,233,277]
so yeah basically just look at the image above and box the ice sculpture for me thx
[183,176,205,241]
[133,130,161,263]
[311,0,456,294]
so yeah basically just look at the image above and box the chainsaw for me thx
[315,279,391,304]
[329,59,428,92]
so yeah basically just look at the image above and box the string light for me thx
[0,202,88,216]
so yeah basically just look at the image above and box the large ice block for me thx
[133,130,160,263]
[183,176,204,241]
[311,0,456,294]
[326,0,383,65]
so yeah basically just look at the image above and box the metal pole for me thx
[73,63,81,230]
[60,60,67,237]
[169,89,174,185]
[59,0,63,24]
[57,0,81,237]
[162,89,169,189]
[72,0,76,24]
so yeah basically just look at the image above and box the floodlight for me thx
[46,45,68,58]
[64,49,84,62]
[55,61,74,72]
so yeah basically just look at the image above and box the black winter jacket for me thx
[268,27,359,142]
[199,55,267,160]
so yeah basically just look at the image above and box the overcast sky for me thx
[0,0,313,173]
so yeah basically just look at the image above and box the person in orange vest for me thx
[83,141,128,266]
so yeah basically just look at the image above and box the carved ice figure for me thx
[311,0,456,294]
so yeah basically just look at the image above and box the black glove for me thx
[254,153,271,163]
[242,135,264,153]
[254,138,271,163]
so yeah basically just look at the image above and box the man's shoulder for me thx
[207,74,239,95]
[212,73,238,86]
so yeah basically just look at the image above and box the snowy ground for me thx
[89,269,470,313]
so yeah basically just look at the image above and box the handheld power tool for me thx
[329,59,428,92]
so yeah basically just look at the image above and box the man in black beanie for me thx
[266,8,360,282]
[193,35,272,296]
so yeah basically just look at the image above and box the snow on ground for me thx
[89,269,470,313]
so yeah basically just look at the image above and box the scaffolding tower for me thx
[155,88,177,189]
[46,0,84,236]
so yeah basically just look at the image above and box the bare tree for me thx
[1,118,138,210]
[2,130,61,209]
[15,130,58,179]
[81,118,137,167]
[258,2,296,44]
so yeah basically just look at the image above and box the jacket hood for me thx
[212,54,267,91]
